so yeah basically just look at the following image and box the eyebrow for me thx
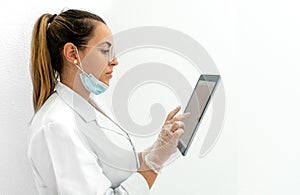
[98,41,112,47]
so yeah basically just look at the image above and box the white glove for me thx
[144,106,190,173]
[141,145,153,162]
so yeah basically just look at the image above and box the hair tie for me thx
[47,14,57,28]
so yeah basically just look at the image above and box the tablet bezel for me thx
[177,74,220,156]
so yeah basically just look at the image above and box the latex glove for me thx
[141,145,153,162]
[144,106,190,173]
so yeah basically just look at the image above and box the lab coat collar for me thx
[55,81,96,123]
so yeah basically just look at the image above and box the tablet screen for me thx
[177,75,220,155]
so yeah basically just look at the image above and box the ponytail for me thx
[31,14,56,113]
[30,10,106,113]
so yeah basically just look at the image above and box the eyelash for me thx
[100,49,110,54]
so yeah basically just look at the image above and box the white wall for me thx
[0,0,299,194]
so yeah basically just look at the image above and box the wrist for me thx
[138,161,158,189]
[144,154,163,174]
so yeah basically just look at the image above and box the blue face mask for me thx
[79,73,109,95]
[75,47,109,95]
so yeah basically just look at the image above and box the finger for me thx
[171,121,185,132]
[172,112,191,122]
[159,128,173,143]
[174,128,184,139]
[162,123,172,131]
[165,106,181,121]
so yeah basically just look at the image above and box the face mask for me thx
[74,47,109,95]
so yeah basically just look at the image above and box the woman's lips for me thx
[106,71,113,78]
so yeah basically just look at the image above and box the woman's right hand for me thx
[144,106,191,173]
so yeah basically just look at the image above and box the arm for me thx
[29,122,149,195]
[137,160,158,189]
[138,146,157,188]
[136,106,190,188]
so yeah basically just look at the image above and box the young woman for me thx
[28,9,190,195]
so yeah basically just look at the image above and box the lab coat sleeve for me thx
[31,122,150,195]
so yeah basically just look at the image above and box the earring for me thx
[74,59,78,65]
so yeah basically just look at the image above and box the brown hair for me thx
[30,9,106,112]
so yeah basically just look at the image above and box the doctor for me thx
[28,9,190,195]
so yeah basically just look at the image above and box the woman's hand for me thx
[143,106,191,173]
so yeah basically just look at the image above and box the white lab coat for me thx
[27,82,150,195]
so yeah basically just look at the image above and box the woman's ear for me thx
[63,42,78,65]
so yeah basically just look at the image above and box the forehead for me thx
[87,22,112,46]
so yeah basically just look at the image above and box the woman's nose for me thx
[109,56,119,66]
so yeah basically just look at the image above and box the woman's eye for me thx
[100,49,110,54]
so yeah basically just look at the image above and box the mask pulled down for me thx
[74,46,109,95]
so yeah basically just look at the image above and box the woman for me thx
[28,9,190,195]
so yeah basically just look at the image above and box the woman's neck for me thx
[60,74,91,101]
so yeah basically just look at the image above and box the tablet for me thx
[177,74,220,156]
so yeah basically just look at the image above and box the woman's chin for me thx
[103,79,110,86]
[99,77,110,86]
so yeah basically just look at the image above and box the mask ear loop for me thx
[74,46,88,76]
